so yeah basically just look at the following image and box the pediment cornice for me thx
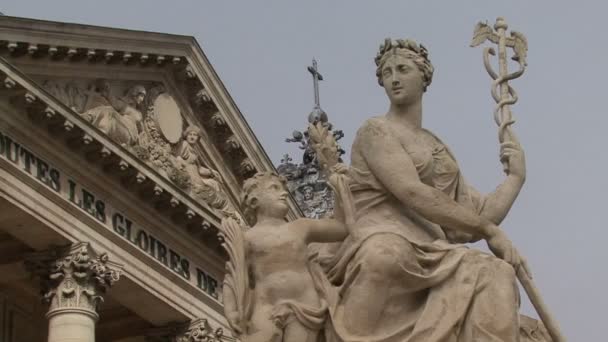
[0,15,303,224]
[0,58,229,241]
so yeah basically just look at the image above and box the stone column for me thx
[26,242,123,342]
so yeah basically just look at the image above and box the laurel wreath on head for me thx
[375,38,430,67]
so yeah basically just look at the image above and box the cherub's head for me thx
[241,172,289,225]
[183,125,201,145]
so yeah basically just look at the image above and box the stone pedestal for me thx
[26,242,123,342]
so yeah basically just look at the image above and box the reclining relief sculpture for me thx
[42,78,242,221]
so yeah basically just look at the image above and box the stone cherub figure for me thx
[220,172,348,342]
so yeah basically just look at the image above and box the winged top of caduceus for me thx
[470,18,528,66]
[469,17,529,173]
[470,17,567,342]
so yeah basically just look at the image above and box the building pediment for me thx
[0,15,309,340]
[0,16,302,226]
[37,76,244,222]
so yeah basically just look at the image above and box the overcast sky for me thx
[3,0,605,339]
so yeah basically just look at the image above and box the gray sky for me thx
[4,0,605,339]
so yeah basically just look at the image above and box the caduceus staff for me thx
[471,17,565,342]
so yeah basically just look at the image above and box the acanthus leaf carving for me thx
[25,242,122,314]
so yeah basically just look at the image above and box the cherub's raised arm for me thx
[301,218,348,244]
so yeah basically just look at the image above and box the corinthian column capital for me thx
[25,242,123,316]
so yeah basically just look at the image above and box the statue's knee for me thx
[361,249,398,273]
[462,251,516,284]
[359,237,413,278]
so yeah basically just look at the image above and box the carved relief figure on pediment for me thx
[40,77,241,219]
[137,95,240,218]
[175,126,224,203]
[134,86,189,185]
[79,80,146,147]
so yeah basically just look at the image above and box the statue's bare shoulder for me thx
[356,116,391,140]
[353,116,416,165]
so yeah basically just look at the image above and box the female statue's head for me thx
[375,38,434,104]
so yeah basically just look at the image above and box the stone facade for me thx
[0,15,299,341]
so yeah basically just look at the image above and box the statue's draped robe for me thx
[320,117,529,342]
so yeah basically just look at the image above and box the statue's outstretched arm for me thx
[300,218,348,244]
[477,140,526,225]
[359,120,527,268]
[359,120,509,239]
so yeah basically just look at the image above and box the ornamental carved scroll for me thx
[41,79,241,220]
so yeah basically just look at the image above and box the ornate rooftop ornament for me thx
[277,59,345,219]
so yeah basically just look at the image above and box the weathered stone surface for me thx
[225,21,559,341]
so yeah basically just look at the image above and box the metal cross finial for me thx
[307,58,324,110]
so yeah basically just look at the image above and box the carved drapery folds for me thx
[41,78,241,221]
[174,319,224,342]
[25,242,122,314]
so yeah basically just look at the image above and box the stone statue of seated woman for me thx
[312,38,550,342]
